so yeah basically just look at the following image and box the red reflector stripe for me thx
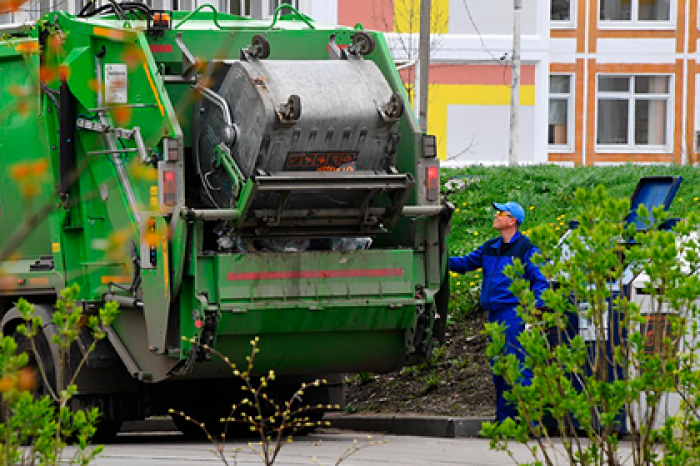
[150,44,173,53]
[227,268,404,281]
[325,43,350,52]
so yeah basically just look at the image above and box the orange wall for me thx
[337,0,393,30]
[399,63,535,85]
[550,0,698,165]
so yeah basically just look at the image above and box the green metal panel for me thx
[0,40,53,260]
[141,216,172,354]
[198,324,411,377]
[215,250,417,304]
[189,250,423,375]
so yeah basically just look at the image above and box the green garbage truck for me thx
[0,3,451,437]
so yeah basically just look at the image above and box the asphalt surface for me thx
[89,430,580,465]
[105,417,635,465]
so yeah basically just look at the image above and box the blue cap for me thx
[493,201,525,224]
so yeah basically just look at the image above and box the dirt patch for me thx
[344,311,495,417]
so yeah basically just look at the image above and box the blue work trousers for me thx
[489,307,533,422]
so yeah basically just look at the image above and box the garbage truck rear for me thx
[0,3,452,437]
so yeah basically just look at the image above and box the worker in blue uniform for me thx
[450,201,549,422]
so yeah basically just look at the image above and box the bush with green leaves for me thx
[443,165,700,322]
[169,336,384,466]
[481,186,700,466]
[0,285,119,466]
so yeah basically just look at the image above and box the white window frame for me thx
[548,74,575,152]
[7,0,54,21]
[598,0,675,29]
[226,0,251,15]
[595,74,673,153]
[264,0,300,17]
[551,0,576,29]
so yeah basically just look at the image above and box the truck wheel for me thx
[0,329,56,428]
[12,330,123,443]
[12,329,56,398]
[351,31,375,55]
[251,34,270,59]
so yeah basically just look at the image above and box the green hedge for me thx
[443,164,700,319]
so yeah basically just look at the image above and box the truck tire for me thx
[0,330,43,424]
[12,329,122,443]
[12,329,56,398]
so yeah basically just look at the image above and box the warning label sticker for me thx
[105,64,128,104]
[284,151,358,172]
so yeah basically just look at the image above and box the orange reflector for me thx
[14,41,39,54]
[0,276,18,290]
[102,276,132,284]
[153,12,171,24]
[426,166,439,202]
[93,27,126,41]
[28,277,50,286]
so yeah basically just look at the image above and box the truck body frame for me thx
[0,5,451,432]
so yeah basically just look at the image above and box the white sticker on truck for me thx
[105,64,128,104]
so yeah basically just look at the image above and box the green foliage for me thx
[443,164,700,321]
[421,372,443,393]
[171,338,388,465]
[452,354,471,370]
[400,345,449,378]
[0,286,119,466]
[480,185,700,465]
[430,343,447,362]
[355,372,376,385]
[171,337,346,466]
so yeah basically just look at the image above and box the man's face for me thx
[493,210,518,230]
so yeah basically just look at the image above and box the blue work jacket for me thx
[449,231,548,312]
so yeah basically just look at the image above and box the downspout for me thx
[582,0,591,166]
[682,0,690,164]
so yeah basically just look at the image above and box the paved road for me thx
[69,429,632,465]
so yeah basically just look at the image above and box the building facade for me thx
[335,0,551,166]
[1,0,551,166]
[549,0,697,165]
[6,0,693,165]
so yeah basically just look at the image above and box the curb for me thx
[325,414,487,438]
[121,415,488,438]
[122,418,177,433]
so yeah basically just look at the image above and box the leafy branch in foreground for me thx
[312,435,388,466]
[482,185,700,466]
[170,336,385,466]
[0,285,119,466]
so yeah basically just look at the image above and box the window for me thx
[548,75,573,149]
[596,75,671,149]
[230,0,251,15]
[269,0,297,15]
[551,0,573,22]
[600,0,671,23]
